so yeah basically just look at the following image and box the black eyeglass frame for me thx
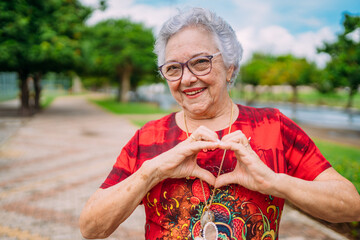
[158,52,222,82]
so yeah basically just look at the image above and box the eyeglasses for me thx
[158,52,222,81]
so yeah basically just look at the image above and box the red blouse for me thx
[101,105,331,240]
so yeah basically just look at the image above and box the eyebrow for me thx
[164,52,209,64]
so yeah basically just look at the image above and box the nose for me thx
[181,65,197,86]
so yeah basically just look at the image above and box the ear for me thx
[226,65,235,83]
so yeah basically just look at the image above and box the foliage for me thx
[81,19,158,102]
[318,13,360,108]
[240,53,276,86]
[239,53,319,103]
[0,0,92,73]
[269,55,316,87]
[0,0,92,113]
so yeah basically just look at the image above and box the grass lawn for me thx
[313,138,360,193]
[90,98,171,115]
[90,98,171,126]
[41,95,57,109]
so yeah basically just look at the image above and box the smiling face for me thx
[165,26,234,119]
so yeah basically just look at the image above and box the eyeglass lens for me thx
[161,55,212,81]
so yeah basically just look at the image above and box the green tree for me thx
[269,55,316,103]
[318,13,360,108]
[240,53,319,104]
[239,53,276,103]
[0,0,92,114]
[82,19,158,102]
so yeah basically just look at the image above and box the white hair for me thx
[154,7,243,84]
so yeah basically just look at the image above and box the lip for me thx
[182,87,206,98]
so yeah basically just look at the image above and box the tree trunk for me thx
[346,88,355,109]
[120,64,132,103]
[18,70,31,115]
[291,85,298,120]
[291,85,298,103]
[247,84,258,105]
[33,72,42,111]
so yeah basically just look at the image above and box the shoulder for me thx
[237,104,282,123]
[139,112,177,133]
[136,112,180,144]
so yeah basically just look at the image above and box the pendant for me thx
[200,209,215,228]
[203,222,218,240]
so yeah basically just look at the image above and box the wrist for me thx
[140,159,164,188]
[270,173,290,199]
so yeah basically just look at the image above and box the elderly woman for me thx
[80,7,360,240]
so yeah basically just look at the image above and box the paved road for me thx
[0,95,349,240]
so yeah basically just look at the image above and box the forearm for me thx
[79,135,220,239]
[79,160,161,239]
[274,172,360,223]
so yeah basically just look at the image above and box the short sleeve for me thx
[280,112,331,181]
[100,130,140,189]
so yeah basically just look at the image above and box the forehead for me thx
[165,26,218,61]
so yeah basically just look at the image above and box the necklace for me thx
[183,103,234,240]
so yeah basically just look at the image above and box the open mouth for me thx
[183,88,206,96]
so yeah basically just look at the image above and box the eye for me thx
[164,63,181,76]
[190,57,211,71]
[167,65,180,71]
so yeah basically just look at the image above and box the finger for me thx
[243,136,252,147]
[221,130,248,145]
[185,140,221,155]
[214,172,237,188]
[218,141,254,165]
[190,126,220,142]
[218,141,246,154]
[191,166,216,186]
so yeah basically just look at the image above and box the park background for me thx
[0,0,359,239]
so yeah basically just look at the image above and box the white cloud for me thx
[230,0,274,30]
[80,0,338,68]
[230,0,330,34]
[81,0,176,32]
[346,28,360,43]
[237,26,336,67]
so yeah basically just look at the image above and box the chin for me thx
[184,103,211,116]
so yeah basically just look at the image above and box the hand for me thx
[154,126,220,186]
[215,130,278,195]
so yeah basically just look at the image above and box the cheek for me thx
[208,71,227,89]
[168,82,181,96]
[168,81,178,90]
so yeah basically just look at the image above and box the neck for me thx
[178,100,237,133]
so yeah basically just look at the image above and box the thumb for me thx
[214,172,237,188]
[192,166,216,186]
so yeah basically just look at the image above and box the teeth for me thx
[186,89,203,95]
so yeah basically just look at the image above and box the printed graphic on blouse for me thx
[144,177,282,240]
[101,105,331,240]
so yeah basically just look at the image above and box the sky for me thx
[80,0,360,67]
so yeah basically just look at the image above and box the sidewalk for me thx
[0,95,349,240]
